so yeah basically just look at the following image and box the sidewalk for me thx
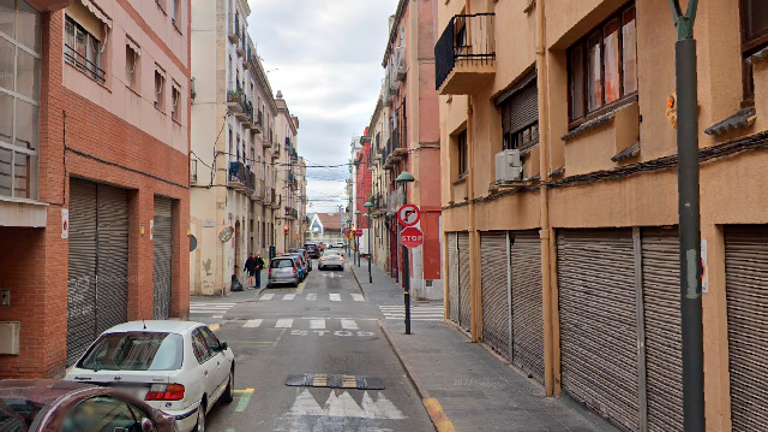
[351,261,621,432]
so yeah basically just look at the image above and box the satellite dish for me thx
[190,235,198,252]
[219,226,234,242]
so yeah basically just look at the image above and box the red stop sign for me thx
[401,227,424,248]
[355,230,363,238]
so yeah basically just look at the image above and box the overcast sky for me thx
[248,0,398,214]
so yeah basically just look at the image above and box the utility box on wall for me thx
[0,322,20,355]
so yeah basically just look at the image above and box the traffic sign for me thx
[400,227,424,248]
[355,230,364,238]
[397,204,420,227]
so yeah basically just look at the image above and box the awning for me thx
[155,66,166,80]
[126,38,141,56]
[80,0,112,29]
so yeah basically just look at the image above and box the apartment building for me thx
[374,0,442,300]
[190,0,288,294]
[0,0,191,377]
[274,90,302,251]
[367,99,391,271]
[437,0,768,431]
[353,133,373,254]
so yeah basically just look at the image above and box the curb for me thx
[349,265,368,298]
[378,322,457,432]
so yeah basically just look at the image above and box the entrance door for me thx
[152,197,173,320]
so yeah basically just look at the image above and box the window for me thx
[64,16,105,83]
[568,3,637,124]
[191,328,211,364]
[77,332,184,371]
[741,0,768,103]
[125,38,139,89]
[0,0,40,200]
[154,66,165,110]
[172,0,180,27]
[61,397,144,432]
[171,83,181,122]
[457,130,468,178]
[500,76,539,150]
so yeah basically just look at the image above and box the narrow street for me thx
[190,256,434,432]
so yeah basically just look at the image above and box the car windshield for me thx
[0,396,45,432]
[78,332,184,371]
[272,259,294,269]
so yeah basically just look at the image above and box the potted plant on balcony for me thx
[227,89,242,104]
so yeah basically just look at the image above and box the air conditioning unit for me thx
[394,47,406,81]
[495,149,523,183]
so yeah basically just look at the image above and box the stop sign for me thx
[355,230,363,238]
[401,227,424,248]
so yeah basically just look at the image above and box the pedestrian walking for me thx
[244,253,257,289]
[254,253,266,289]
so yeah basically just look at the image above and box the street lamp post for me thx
[364,202,374,284]
[354,211,362,267]
[395,171,415,335]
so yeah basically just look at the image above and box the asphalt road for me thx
[190,256,434,432]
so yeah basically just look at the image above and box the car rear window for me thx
[77,332,184,371]
[271,259,294,269]
[324,251,340,257]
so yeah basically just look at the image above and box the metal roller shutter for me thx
[481,232,510,359]
[458,232,471,332]
[447,232,459,324]
[641,229,682,432]
[724,226,768,432]
[96,185,129,335]
[557,229,639,431]
[153,197,174,320]
[511,231,544,384]
[67,179,98,365]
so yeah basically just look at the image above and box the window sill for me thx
[126,84,141,98]
[452,176,467,185]
[704,107,756,136]
[172,117,183,127]
[173,21,183,35]
[562,96,637,142]
[154,104,166,115]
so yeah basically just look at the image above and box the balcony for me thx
[435,13,496,95]
[262,131,273,148]
[236,99,252,122]
[248,110,263,134]
[227,90,244,114]
[285,207,298,220]
[252,179,265,203]
[268,188,280,209]
[228,161,249,190]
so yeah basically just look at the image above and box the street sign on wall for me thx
[397,204,420,227]
[401,227,424,248]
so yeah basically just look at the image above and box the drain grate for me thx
[286,373,384,390]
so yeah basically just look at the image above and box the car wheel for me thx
[195,402,206,432]
[223,370,234,404]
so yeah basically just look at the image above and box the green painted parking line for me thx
[225,429,235,432]
[235,388,254,413]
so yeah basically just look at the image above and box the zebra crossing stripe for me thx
[260,293,274,301]
[243,319,263,328]
[306,293,317,301]
[329,293,341,302]
[310,320,326,330]
[340,319,358,330]
[351,293,364,302]
[276,319,294,328]
[283,294,296,301]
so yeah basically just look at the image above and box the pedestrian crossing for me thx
[256,292,364,303]
[190,302,238,318]
[378,304,445,321]
[215,317,377,332]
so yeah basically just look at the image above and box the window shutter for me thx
[501,81,538,135]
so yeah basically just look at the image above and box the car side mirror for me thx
[141,418,155,432]
[220,341,229,351]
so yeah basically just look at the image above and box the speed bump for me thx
[285,373,384,390]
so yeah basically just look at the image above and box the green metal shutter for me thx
[153,197,174,320]
[511,231,544,384]
[724,226,768,432]
[481,231,510,359]
[641,229,683,432]
[557,229,639,431]
[458,232,471,332]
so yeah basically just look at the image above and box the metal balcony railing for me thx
[435,13,496,90]
[65,44,106,83]
[228,161,249,190]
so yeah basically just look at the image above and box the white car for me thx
[331,241,346,248]
[65,321,235,432]
[318,250,345,270]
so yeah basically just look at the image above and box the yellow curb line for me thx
[234,388,254,394]
[423,398,456,432]
[209,324,221,331]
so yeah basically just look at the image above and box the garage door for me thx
[458,232,471,332]
[724,226,768,432]
[153,197,174,320]
[481,232,510,359]
[511,231,544,384]
[641,229,683,432]
[447,232,459,324]
[67,179,129,365]
[557,229,639,431]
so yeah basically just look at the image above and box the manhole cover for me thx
[286,373,384,390]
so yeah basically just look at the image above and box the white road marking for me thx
[275,319,294,328]
[340,319,358,330]
[243,319,263,328]
[306,293,317,301]
[260,293,275,301]
[289,390,324,416]
[351,293,364,302]
[283,294,296,301]
[212,315,224,319]
[286,390,406,420]
[310,319,326,330]
[329,293,341,302]
[326,391,367,418]
[378,305,444,321]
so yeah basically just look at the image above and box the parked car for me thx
[0,379,178,432]
[65,321,235,432]
[304,243,320,259]
[331,241,345,249]
[268,257,301,287]
[284,253,310,278]
[289,248,312,270]
[318,250,345,271]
